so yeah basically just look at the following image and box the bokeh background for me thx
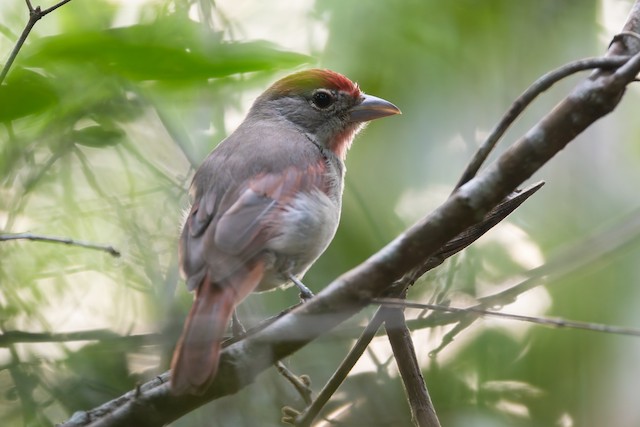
[2,1,640,426]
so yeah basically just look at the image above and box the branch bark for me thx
[386,307,441,427]
[0,0,74,85]
[290,182,542,426]
[0,233,121,257]
[58,2,640,425]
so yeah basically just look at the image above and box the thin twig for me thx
[386,306,441,427]
[452,55,630,192]
[41,0,73,15]
[0,10,38,85]
[0,329,160,347]
[0,232,121,257]
[292,307,390,427]
[223,302,302,346]
[231,308,314,407]
[405,207,640,349]
[0,0,74,85]
[375,298,640,338]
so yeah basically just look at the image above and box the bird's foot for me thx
[287,273,314,301]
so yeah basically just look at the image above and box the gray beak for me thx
[349,94,401,122]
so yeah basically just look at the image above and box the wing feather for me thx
[181,162,329,286]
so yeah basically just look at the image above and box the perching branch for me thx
[58,2,640,425]
[0,0,74,85]
[59,183,542,427]
[290,181,542,426]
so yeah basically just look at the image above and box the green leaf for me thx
[0,68,58,121]
[23,18,311,81]
[72,126,124,148]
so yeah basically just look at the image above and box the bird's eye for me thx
[311,91,334,109]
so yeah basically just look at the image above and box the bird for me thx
[170,69,400,395]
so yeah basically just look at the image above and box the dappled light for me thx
[2,1,640,426]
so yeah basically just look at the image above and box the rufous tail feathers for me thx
[170,262,265,395]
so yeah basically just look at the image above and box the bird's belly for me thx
[256,189,340,292]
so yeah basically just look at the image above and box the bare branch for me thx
[291,308,389,427]
[0,0,74,85]
[406,208,640,342]
[41,0,73,15]
[0,232,121,257]
[277,184,543,426]
[0,329,159,347]
[398,181,544,286]
[376,298,640,338]
[453,55,631,191]
[386,307,441,427]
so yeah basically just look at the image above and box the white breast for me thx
[257,189,341,291]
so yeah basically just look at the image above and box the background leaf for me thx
[0,68,58,121]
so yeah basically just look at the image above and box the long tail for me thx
[170,263,265,395]
[170,279,235,395]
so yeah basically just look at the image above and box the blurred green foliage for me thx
[1,1,640,426]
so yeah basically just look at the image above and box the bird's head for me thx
[250,69,400,159]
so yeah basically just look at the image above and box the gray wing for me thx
[179,161,328,291]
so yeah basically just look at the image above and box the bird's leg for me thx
[287,273,314,301]
[231,310,245,337]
